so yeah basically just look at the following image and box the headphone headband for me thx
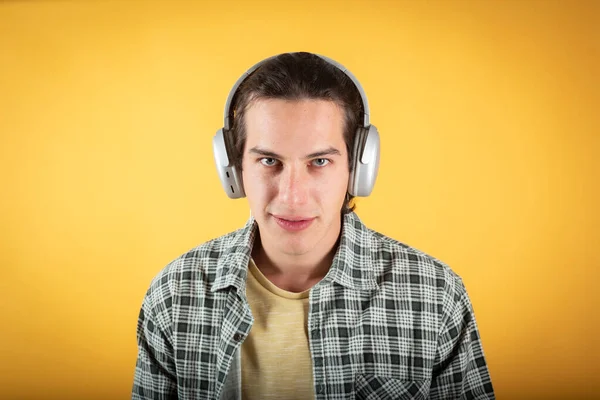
[223,53,371,130]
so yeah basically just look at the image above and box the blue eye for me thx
[260,158,278,166]
[312,158,330,167]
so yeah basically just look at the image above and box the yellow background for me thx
[1,0,598,399]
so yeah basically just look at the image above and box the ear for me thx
[348,125,380,197]
[212,128,246,198]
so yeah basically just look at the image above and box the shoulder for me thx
[143,225,246,309]
[366,225,467,306]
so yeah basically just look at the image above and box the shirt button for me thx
[233,333,243,342]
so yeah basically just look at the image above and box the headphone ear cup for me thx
[348,125,380,197]
[212,128,246,198]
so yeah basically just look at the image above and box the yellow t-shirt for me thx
[241,258,315,400]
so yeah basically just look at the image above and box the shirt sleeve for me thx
[429,279,495,399]
[132,289,178,400]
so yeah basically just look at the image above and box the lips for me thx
[275,215,311,222]
[272,215,315,232]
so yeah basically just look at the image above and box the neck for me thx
[251,227,341,293]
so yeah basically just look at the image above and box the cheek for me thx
[335,177,350,202]
[243,168,276,201]
[314,169,349,203]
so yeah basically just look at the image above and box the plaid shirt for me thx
[132,212,495,399]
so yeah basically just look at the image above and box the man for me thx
[132,52,495,399]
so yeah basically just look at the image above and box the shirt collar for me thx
[325,211,379,291]
[211,211,378,293]
[211,216,257,293]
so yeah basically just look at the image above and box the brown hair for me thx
[228,52,364,214]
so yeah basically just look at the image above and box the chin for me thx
[279,241,313,256]
[275,229,316,252]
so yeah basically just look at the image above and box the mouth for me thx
[272,215,315,232]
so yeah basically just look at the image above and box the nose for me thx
[278,164,309,207]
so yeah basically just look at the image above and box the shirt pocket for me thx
[355,374,430,400]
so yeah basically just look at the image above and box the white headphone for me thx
[212,53,380,199]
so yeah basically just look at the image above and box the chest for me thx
[170,283,440,398]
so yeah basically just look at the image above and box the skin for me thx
[241,98,350,292]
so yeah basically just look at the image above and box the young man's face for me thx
[241,98,350,257]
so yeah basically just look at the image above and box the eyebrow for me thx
[248,146,341,160]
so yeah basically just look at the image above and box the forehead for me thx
[243,98,346,152]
